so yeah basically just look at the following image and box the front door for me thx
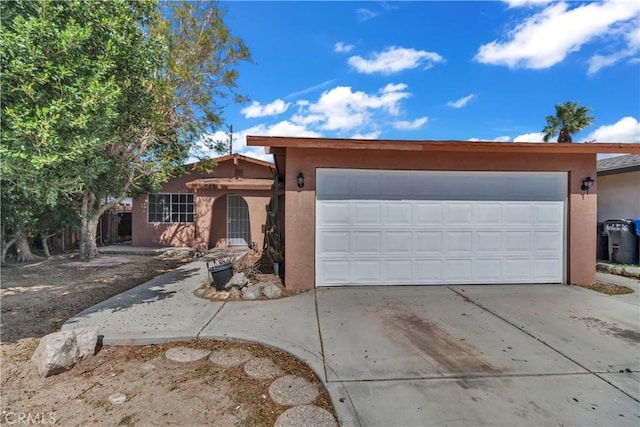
[227,194,251,246]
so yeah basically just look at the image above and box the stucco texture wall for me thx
[282,148,597,290]
[132,158,273,249]
[597,171,640,222]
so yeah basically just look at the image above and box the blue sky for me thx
[196,0,640,161]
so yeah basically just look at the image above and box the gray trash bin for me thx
[634,218,640,265]
[604,219,638,265]
[596,222,608,261]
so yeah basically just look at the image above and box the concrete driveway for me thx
[64,260,640,426]
[316,285,640,426]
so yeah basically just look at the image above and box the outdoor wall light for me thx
[297,172,305,188]
[581,176,594,193]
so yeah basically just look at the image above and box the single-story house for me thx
[247,136,638,290]
[596,154,640,222]
[132,154,275,250]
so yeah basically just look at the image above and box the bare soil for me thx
[0,253,334,426]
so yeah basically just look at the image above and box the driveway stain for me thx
[379,306,502,380]
[573,317,640,343]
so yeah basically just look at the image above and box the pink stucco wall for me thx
[132,157,273,250]
[282,148,597,290]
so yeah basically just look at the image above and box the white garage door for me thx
[316,169,566,286]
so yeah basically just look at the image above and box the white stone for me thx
[209,348,253,368]
[262,282,283,299]
[268,375,319,406]
[242,284,261,300]
[225,272,249,290]
[165,347,211,363]
[31,330,78,377]
[275,405,338,427]
[140,363,156,371]
[108,393,127,405]
[74,327,98,361]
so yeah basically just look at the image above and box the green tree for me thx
[1,0,250,259]
[542,101,595,143]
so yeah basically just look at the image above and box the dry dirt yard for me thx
[0,253,334,426]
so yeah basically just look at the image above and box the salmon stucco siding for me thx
[132,155,274,250]
[597,171,640,222]
[248,137,637,291]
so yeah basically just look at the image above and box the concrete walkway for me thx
[64,260,640,426]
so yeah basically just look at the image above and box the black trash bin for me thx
[604,219,638,265]
[596,222,609,261]
[209,262,233,291]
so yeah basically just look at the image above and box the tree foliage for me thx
[542,101,595,143]
[1,0,251,259]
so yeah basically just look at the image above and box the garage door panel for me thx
[475,203,503,224]
[414,203,443,225]
[316,170,566,286]
[318,202,350,225]
[351,260,381,282]
[446,231,473,252]
[446,259,473,281]
[475,231,502,252]
[318,231,350,254]
[385,232,413,253]
[383,202,412,225]
[352,232,381,253]
[414,259,444,282]
[352,202,381,225]
[415,231,443,253]
[445,203,473,224]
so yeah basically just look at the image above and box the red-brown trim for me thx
[248,136,639,154]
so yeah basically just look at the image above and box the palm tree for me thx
[542,101,594,143]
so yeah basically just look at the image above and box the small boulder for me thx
[108,393,127,405]
[225,272,249,290]
[262,282,283,299]
[242,284,261,300]
[74,327,98,361]
[31,330,78,378]
[31,328,99,377]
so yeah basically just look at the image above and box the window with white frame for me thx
[147,193,194,223]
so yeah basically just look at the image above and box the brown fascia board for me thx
[213,153,275,169]
[248,136,640,154]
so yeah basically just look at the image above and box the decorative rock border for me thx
[161,346,337,425]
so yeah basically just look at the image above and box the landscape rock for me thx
[243,357,283,380]
[74,327,98,361]
[165,347,211,363]
[31,330,78,377]
[274,405,338,427]
[262,282,283,299]
[225,272,249,290]
[31,328,98,378]
[242,284,261,300]
[209,348,253,368]
[108,393,127,405]
[268,375,319,406]
[140,363,156,371]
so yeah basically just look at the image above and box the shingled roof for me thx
[597,154,640,175]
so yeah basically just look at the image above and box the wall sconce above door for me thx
[297,172,305,188]
[581,176,594,194]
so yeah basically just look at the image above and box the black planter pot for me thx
[209,262,233,291]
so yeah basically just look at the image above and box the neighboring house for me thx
[596,154,640,222]
[248,136,637,290]
[132,154,275,250]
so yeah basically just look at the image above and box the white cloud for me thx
[241,99,290,118]
[239,147,273,163]
[348,46,444,74]
[513,132,546,142]
[586,117,640,142]
[447,94,476,109]
[588,23,640,74]
[302,84,412,131]
[394,117,428,130]
[285,79,337,100]
[503,0,552,8]
[467,136,511,142]
[476,1,640,70]
[352,131,382,140]
[335,42,355,53]
[356,8,379,22]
